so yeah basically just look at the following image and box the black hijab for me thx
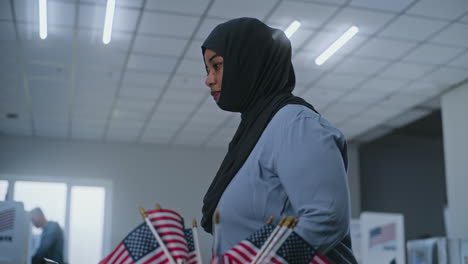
[201,18,317,233]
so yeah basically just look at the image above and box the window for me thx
[68,186,106,264]
[5,178,110,264]
[0,180,8,201]
[14,181,67,235]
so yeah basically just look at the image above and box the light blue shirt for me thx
[216,104,351,254]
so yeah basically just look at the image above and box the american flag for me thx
[184,228,199,264]
[221,225,333,264]
[100,209,188,264]
[100,223,167,264]
[0,208,15,232]
[146,209,189,263]
[369,223,396,248]
[221,224,287,264]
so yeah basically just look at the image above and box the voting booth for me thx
[0,201,32,264]
[407,237,468,264]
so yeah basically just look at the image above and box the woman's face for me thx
[204,48,224,103]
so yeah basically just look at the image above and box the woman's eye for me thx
[214,63,223,70]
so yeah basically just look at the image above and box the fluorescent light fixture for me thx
[102,0,116,44]
[315,25,359,66]
[284,20,301,39]
[39,0,47,39]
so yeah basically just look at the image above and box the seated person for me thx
[30,207,64,264]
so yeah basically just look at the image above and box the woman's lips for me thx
[211,91,221,102]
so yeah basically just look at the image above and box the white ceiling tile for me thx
[112,109,147,121]
[146,0,210,15]
[22,39,73,64]
[408,0,468,20]
[302,87,346,103]
[0,1,12,20]
[73,105,112,120]
[448,51,468,68]
[295,69,323,86]
[106,131,138,142]
[157,100,197,114]
[162,88,206,103]
[422,66,468,87]
[14,0,38,23]
[403,43,464,64]
[338,90,387,104]
[26,62,70,81]
[79,5,139,32]
[78,29,131,52]
[288,28,315,52]
[123,72,169,87]
[108,119,144,132]
[325,7,394,35]
[379,62,434,80]
[133,35,188,57]
[314,73,367,90]
[349,0,412,12]
[120,86,163,100]
[0,22,15,41]
[360,77,409,94]
[354,37,416,60]
[35,123,68,138]
[380,15,448,41]
[463,14,468,23]
[0,41,18,61]
[144,126,179,137]
[127,55,178,73]
[333,56,389,76]
[73,118,107,128]
[430,23,468,48]
[195,17,226,41]
[115,98,155,112]
[269,1,338,30]
[185,40,205,60]
[139,12,199,38]
[140,134,171,144]
[71,127,103,140]
[209,0,278,19]
[76,65,121,86]
[77,48,126,69]
[177,59,205,76]
[171,75,206,90]
[114,0,143,8]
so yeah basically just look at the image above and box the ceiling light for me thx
[315,26,359,66]
[103,0,116,44]
[284,20,301,39]
[39,0,47,39]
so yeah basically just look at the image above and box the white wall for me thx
[441,82,468,239]
[0,136,226,261]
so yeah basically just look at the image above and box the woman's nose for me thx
[205,71,215,87]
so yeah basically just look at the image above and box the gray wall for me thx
[359,133,447,240]
[0,135,226,261]
[441,82,468,239]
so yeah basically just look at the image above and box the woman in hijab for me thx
[201,18,357,263]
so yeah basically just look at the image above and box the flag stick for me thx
[139,207,177,264]
[260,218,299,264]
[192,218,203,264]
[212,211,221,262]
[255,216,294,264]
[251,216,286,264]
